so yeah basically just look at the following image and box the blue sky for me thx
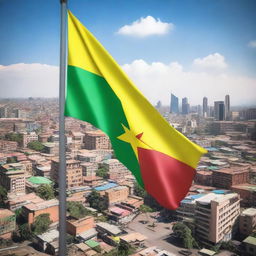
[0,0,255,105]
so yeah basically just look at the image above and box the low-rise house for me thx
[120,232,147,247]
[0,209,15,239]
[67,216,95,236]
[239,208,256,237]
[35,229,59,252]
[22,198,59,225]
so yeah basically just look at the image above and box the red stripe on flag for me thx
[138,147,195,209]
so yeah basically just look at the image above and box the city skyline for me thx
[0,0,256,106]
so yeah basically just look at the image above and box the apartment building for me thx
[51,159,83,189]
[100,159,130,181]
[212,166,249,189]
[0,140,18,152]
[195,193,240,244]
[0,163,26,195]
[84,130,111,150]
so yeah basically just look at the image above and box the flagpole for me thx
[59,0,67,255]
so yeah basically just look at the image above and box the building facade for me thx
[195,193,240,244]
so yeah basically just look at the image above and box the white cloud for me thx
[117,16,174,37]
[122,59,256,106]
[248,40,256,48]
[193,53,228,70]
[0,63,58,98]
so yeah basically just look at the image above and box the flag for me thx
[65,11,207,209]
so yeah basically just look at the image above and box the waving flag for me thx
[65,11,207,209]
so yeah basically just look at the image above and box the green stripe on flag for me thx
[65,65,143,187]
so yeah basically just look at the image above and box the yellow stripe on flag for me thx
[68,11,207,169]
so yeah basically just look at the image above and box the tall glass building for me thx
[170,93,179,114]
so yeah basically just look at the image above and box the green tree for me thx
[87,190,108,212]
[27,141,45,151]
[36,184,55,200]
[172,222,198,249]
[0,185,7,207]
[117,240,136,256]
[6,156,17,163]
[96,168,109,179]
[19,223,33,241]
[5,133,22,143]
[139,204,153,213]
[31,213,52,235]
[67,201,92,219]
[134,182,146,198]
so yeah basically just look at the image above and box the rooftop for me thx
[85,239,100,248]
[0,208,14,218]
[214,166,249,174]
[232,183,256,192]
[37,229,59,243]
[24,199,58,211]
[243,236,256,245]
[94,182,117,191]
[241,208,256,217]
[120,232,147,242]
[27,176,52,185]
[96,222,122,235]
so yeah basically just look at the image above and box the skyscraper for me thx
[182,97,190,115]
[225,95,230,120]
[170,93,179,114]
[214,101,225,121]
[203,97,208,117]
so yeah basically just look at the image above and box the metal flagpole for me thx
[59,0,67,255]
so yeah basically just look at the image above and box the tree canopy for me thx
[36,184,55,200]
[31,213,52,235]
[67,201,92,219]
[87,190,108,212]
[0,185,7,207]
[96,167,109,179]
[27,141,45,152]
[172,222,198,249]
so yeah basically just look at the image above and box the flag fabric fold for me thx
[65,10,207,209]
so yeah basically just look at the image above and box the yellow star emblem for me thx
[117,124,150,159]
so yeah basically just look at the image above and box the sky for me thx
[0,0,255,106]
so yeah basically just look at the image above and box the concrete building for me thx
[0,106,8,118]
[67,216,95,236]
[170,93,179,114]
[242,236,256,256]
[212,166,249,189]
[84,130,111,150]
[225,95,230,120]
[176,194,206,220]
[104,186,130,204]
[214,101,225,121]
[81,162,98,177]
[0,140,18,152]
[181,97,190,115]
[22,199,59,225]
[21,132,38,147]
[195,193,240,244]
[239,208,256,237]
[231,184,256,207]
[0,163,26,195]
[0,209,16,239]
[51,159,83,189]
[203,97,208,117]
[194,170,213,186]
[7,193,44,211]
[100,159,130,181]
